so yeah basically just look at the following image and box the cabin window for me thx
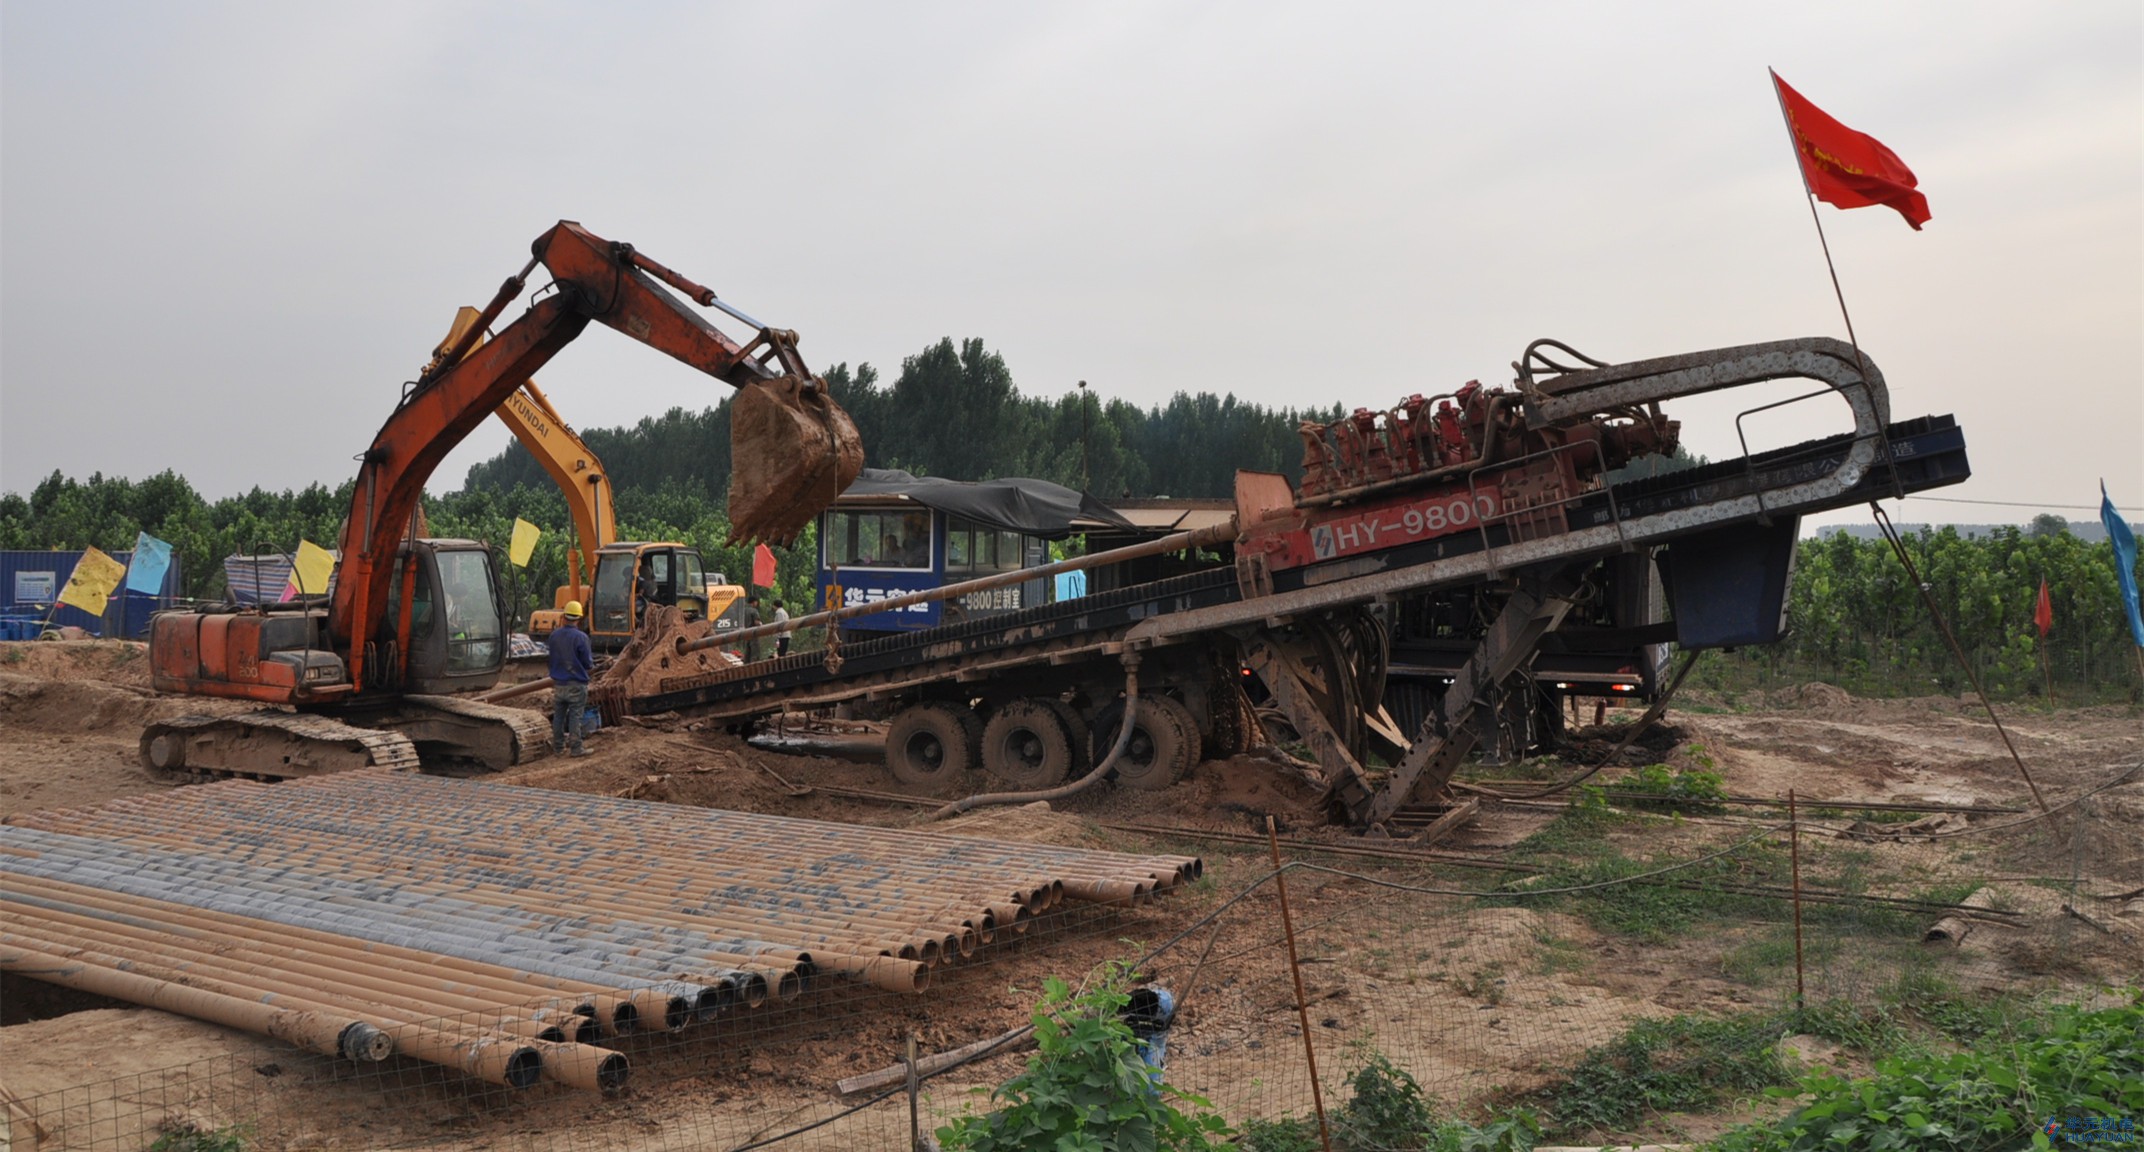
[825,509,931,569]
[944,518,1034,576]
[435,549,503,674]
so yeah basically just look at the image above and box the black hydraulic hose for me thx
[930,657,1142,821]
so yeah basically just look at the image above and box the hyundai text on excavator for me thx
[438,307,746,652]
[140,222,863,778]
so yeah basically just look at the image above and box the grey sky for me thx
[4,2,2138,535]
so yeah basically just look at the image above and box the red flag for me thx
[2034,578,2053,639]
[752,542,778,588]
[1771,71,1931,230]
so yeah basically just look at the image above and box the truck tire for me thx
[981,700,1075,789]
[1045,697,1092,770]
[886,704,978,794]
[1092,693,1194,792]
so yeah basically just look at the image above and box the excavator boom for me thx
[438,306,611,600]
[150,219,860,776]
[439,306,745,650]
[331,221,862,687]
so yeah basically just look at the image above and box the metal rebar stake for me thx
[1789,788,1806,1010]
[1266,815,1333,1152]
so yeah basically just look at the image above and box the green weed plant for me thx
[936,960,1231,1152]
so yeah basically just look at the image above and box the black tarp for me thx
[837,469,1136,539]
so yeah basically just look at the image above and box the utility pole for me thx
[1078,380,1091,492]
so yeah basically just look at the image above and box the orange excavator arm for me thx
[329,221,862,688]
[436,306,612,600]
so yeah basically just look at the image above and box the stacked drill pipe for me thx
[0,774,1199,1093]
[11,774,1198,971]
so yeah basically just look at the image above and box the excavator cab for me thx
[588,542,730,652]
[381,540,509,693]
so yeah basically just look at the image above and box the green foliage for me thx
[936,961,1231,1152]
[1703,997,2144,1152]
[1335,1047,1438,1148]
[1509,786,1629,858]
[1792,999,1909,1056]
[149,1122,251,1152]
[1699,525,2144,702]
[1238,1116,1325,1152]
[1500,837,1784,943]
[1607,763,1728,813]
[1529,1013,1790,1137]
[1238,1045,1544,1152]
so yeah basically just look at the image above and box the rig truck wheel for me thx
[1092,693,1195,792]
[981,700,1075,789]
[1045,698,1091,769]
[885,704,979,794]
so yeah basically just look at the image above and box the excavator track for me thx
[140,712,423,782]
[398,694,554,769]
[139,697,550,783]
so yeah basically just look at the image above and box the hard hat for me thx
[563,600,584,617]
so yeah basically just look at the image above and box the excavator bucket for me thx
[729,375,864,545]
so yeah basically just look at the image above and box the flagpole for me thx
[1769,69,1905,501]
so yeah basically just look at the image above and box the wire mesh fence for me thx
[10,758,2140,1151]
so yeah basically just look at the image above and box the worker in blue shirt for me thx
[549,600,595,757]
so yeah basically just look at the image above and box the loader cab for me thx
[381,539,508,695]
[588,542,714,652]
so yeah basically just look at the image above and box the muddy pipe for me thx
[932,656,1141,821]
[0,943,391,1062]
[0,871,683,1034]
[0,928,544,1089]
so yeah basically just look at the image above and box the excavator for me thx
[437,307,746,652]
[140,221,863,778]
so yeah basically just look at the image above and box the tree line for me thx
[461,337,1342,501]
[1703,521,2143,701]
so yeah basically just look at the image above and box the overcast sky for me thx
[4,2,2138,534]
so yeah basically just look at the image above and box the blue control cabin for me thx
[815,470,1137,634]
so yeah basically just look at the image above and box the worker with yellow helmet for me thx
[548,599,595,757]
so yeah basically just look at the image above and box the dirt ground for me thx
[2,638,2139,1149]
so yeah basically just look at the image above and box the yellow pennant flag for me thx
[57,546,128,616]
[508,518,542,568]
[292,540,338,596]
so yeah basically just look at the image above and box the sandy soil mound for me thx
[0,672,210,733]
[0,640,153,688]
[1060,751,1330,834]
[934,801,1103,847]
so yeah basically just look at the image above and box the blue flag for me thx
[1054,570,1088,602]
[2103,483,2144,648]
[125,531,174,595]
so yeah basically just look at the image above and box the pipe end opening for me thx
[340,1022,393,1062]
[506,1048,543,1090]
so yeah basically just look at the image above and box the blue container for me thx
[0,550,184,639]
